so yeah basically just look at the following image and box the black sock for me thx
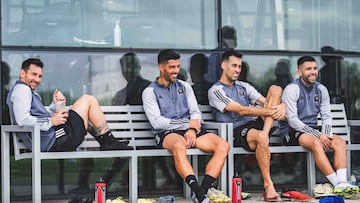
[185,175,205,201]
[201,174,216,194]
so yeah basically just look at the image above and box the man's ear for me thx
[297,67,302,77]
[221,61,226,71]
[20,69,25,80]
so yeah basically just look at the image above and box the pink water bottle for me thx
[95,178,106,203]
[232,173,242,203]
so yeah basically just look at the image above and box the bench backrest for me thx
[13,105,217,155]
[269,103,350,145]
[12,103,350,156]
[76,105,217,150]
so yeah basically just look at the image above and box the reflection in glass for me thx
[2,0,217,49]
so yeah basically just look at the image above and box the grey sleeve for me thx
[10,84,53,131]
[282,84,321,138]
[318,85,332,135]
[208,84,232,112]
[142,86,189,131]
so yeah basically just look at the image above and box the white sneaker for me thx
[191,192,210,203]
[207,187,231,202]
[334,182,359,198]
[313,183,335,198]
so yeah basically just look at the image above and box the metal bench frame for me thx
[1,105,227,203]
[227,103,356,195]
[2,103,360,202]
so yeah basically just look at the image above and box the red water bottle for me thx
[232,173,242,203]
[95,178,106,203]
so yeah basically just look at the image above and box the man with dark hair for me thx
[142,49,230,203]
[208,50,286,201]
[218,25,237,49]
[319,46,347,104]
[206,25,238,84]
[281,55,359,198]
[7,58,131,152]
[113,52,151,105]
[189,53,212,104]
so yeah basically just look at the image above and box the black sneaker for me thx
[98,132,133,151]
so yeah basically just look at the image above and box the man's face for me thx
[222,56,242,82]
[298,61,318,86]
[121,65,140,82]
[160,59,180,83]
[20,64,43,91]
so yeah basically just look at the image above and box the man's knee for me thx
[268,85,282,98]
[309,139,325,153]
[216,139,230,155]
[332,135,346,149]
[254,133,270,148]
[170,141,187,156]
[79,94,96,102]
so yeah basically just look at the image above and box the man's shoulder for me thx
[11,82,31,94]
[208,81,224,91]
[284,82,299,91]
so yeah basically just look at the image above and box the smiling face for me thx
[20,64,43,91]
[221,55,242,84]
[298,61,318,86]
[159,59,180,86]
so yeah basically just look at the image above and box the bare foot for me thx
[264,184,279,199]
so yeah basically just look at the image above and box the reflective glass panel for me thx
[221,0,360,52]
[2,0,217,49]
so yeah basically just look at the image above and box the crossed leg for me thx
[247,85,282,199]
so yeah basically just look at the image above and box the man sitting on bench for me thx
[207,50,286,202]
[6,58,131,152]
[280,56,359,198]
[142,49,230,203]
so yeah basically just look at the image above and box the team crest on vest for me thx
[314,95,320,102]
[238,88,246,96]
[178,87,184,94]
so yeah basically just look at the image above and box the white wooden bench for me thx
[1,105,228,203]
[227,103,358,196]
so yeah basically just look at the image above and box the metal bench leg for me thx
[33,125,42,202]
[1,130,11,203]
[130,156,137,202]
[306,152,316,196]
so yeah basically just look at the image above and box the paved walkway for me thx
[12,194,360,203]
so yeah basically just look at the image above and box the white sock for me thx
[326,172,338,186]
[336,168,348,184]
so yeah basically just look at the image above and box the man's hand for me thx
[50,111,68,126]
[319,134,332,151]
[270,103,287,120]
[189,119,201,133]
[184,128,197,148]
[53,89,66,105]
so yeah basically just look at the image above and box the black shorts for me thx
[233,117,266,152]
[155,128,209,148]
[283,126,320,146]
[50,110,87,152]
